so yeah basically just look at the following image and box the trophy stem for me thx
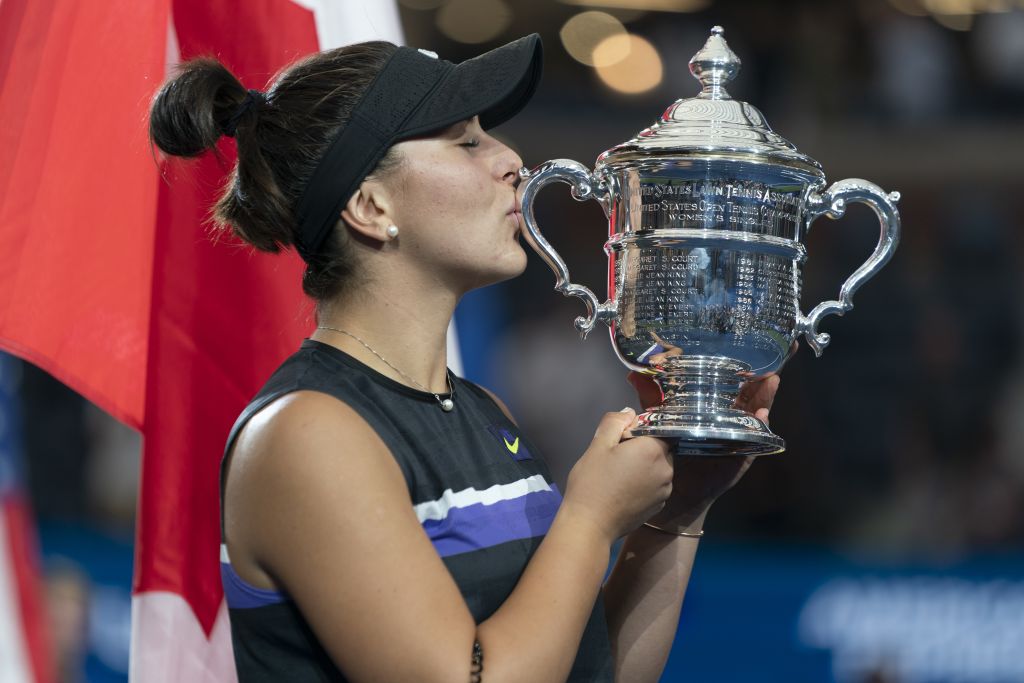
[633,356,785,457]
[657,357,742,415]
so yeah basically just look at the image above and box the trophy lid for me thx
[596,26,823,177]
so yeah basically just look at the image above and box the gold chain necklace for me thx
[316,326,454,412]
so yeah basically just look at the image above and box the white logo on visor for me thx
[417,49,439,59]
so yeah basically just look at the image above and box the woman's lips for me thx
[508,196,522,236]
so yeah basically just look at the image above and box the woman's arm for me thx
[224,391,672,683]
[603,524,703,683]
[602,462,741,683]
[602,373,779,683]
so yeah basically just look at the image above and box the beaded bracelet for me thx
[470,640,483,682]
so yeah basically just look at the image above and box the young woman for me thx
[149,34,777,683]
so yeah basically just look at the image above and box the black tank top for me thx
[219,339,613,682]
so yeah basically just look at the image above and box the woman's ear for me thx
[340,181,395,243]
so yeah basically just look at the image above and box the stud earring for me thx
[386,225,399,239]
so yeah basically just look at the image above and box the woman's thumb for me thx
[592,408,636,446]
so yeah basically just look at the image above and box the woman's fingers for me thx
[592,408,639,447]
[734,340,793,421]
[735,374,780,416]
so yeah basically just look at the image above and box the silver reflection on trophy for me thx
[519,26,901,456]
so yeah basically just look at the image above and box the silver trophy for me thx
[519,27,900,456]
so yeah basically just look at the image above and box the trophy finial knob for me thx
[689,26,741,100]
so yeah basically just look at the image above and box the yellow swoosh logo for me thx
[503,436,520,454]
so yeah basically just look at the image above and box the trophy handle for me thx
[518,160,617,339]
[797,178,901,356]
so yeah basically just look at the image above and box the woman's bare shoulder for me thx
[226,389,398,521]
[235,389,374,453]
[222,390,399,583]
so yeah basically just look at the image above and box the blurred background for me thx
[6,0,1023,681]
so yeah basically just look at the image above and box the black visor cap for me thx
[294,34,543,261]
[400,33,543,137]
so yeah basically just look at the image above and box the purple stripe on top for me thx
[422,485,562,558]
[221,562,287,609]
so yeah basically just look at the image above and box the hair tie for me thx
[223,89,266,138]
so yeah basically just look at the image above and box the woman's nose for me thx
[503,168,522,189]
[498,146,524,186]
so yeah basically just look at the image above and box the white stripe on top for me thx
[414,474,553,524]
[0,509,33,683]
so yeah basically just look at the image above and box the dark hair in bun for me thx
[148,42,401,306]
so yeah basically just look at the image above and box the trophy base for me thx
[631,407,786,457]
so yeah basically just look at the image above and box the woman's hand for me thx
[562,410,674,544]
[625,369,782,533]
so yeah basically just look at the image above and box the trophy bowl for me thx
[519,27,900,457]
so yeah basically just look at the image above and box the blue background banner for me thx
[38,524,1024,683]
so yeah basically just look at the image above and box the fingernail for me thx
[620,407,634,413]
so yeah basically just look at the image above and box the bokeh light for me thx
[436,0,511,44]
[560,11,629,66]
[593,33,663,94]
[932,12,975,28]
[922,0,1005,12]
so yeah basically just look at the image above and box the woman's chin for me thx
[505,244,529,277]
[471,248,528,289]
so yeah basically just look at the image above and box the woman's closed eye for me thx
[459,138,480,148]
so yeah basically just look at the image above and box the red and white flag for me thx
[0,1,403,681]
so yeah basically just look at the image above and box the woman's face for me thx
[383,116,526,292]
